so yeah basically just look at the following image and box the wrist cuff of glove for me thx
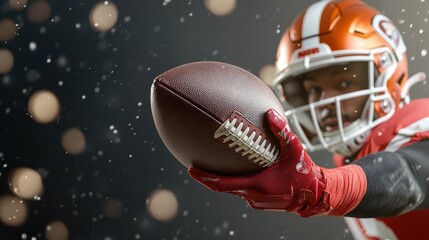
[297,164,367,217]
[322,164,367,216]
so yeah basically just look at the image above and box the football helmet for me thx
[272,0,426,156]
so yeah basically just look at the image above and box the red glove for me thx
[188,109,367,217]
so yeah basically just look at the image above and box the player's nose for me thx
[318,90,340,111]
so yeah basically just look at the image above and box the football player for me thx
[188,0,429,239]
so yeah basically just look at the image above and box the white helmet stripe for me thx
[301,0,331,48]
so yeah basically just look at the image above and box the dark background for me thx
[0,0,428,239]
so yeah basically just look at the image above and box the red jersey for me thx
[333,99,429,240]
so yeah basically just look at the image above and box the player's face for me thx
[301,62,369,132]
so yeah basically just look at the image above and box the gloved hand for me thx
[188,109,332,216]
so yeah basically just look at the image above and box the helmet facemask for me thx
[272,48,398,157]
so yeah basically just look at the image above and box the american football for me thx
[150,61,285,175]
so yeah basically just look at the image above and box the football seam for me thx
[155,77,224,123]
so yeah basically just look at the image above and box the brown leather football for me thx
[150,61,285,175]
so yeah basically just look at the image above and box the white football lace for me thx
[214,118,279,167]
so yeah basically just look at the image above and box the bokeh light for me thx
[27,0,51,24]
[9,0,28,10]
[0,19,16,42]
[61,128,86,155]
[204,0,237,16]
[28,90,61,124]
[8,167,43,200]
[259,64,278,85]
[45,220,69,240]
[0,195,28,227]
[26,69,41,82]
[89,1,118,32]
[146,189,178,222]
[0,49,14,74]
[102,199,122,218]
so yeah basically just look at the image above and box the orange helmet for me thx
[272,0,426,156]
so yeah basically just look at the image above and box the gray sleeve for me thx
[346,140,429,218]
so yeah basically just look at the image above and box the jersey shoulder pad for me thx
[357,99,429,158]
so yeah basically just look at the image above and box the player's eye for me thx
[340,80,352,89]
[308,87,321,95]
[307,87,322,102]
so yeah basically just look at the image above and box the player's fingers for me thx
[240,188,292,210]
[188,167,222,191]
[188,167,249,192]
[266,109,292,147]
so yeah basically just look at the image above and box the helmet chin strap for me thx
[320,99,371,157]
[321,118,371,157]
[324,122,370,157]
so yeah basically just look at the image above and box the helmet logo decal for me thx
[297,47,320,58]
[373,14,406,57]
[379,20,400,47]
